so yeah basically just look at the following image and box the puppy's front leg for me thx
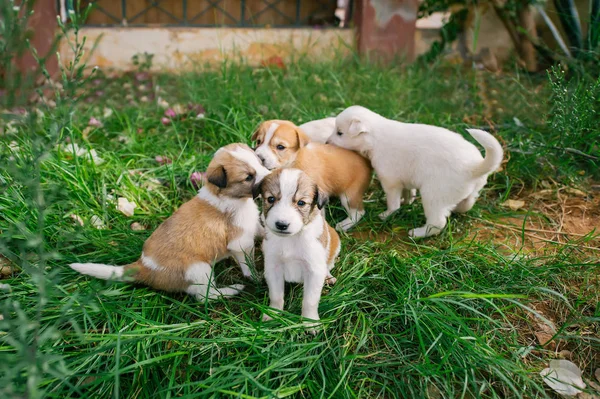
[262,262,285,322]
[302,269,326,332]
[379,180,403,220]
[230,249,253,278]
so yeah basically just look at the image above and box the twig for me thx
[475,218,597,238]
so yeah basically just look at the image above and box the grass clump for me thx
[1,42,599,398]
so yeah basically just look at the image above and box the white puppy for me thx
[260,168,340,329]
[298,117,336,143]
[327,106,503,238]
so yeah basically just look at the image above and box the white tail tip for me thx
[70,263,124,280]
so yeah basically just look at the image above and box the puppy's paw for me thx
[335,218,355,232]
[262,313,273,322]
[408,225,441,238]
[325,275,337,285]
[378,209,396,220]
[239,264,253,279]
[303,320,319,335]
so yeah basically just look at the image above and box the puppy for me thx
[260,168,340,328]
[252,120,372,231]
[298,117,336,143]
[327,106,503,238]
[70,143,270,299]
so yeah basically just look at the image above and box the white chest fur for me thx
[262,214,328,283]
[197,187,259,253]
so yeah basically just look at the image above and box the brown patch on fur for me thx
[252,120,310,166]
[293,143,372,211]
[327,224,340,265]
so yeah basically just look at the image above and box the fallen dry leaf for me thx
[90,215,106,230]
[69,214,84,226]
[130,222,146,231]
[501,199,525,210]
[117,197,137,217]
[0,255,14,277]
[531,189,555,199]
[535,321,556,347]
[564,188,587,197]
[541,359,586,396]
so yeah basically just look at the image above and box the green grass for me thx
[1,58,599,398]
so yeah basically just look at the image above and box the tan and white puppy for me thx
[260,168,340,328]
[70,143,270,300]
[298,117,336,143]
[252,120,372,231]
[327,106,504,238]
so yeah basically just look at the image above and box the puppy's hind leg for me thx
[409,195,452,238]
[185,262,244,300]
[454,179,486,213]
[401,189,417,205]
[335,194,365,232]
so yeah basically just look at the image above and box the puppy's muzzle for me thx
[274,221,290,232]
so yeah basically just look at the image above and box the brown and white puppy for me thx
[260,168,341,329]
[70,143,270,300]
[252,120,372,231]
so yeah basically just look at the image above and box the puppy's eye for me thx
[297,200,306,207]
[276,144,285,150]
[256,140,261,145]
[267,196,276,204]
[245,174,254,182]
[337,131,343,136]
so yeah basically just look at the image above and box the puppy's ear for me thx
[314,185,329,210]
[348,118,367,137]
[252,179,263,199]
[207,165,227,188]
[251,123,265,143]
[295,127,310,148]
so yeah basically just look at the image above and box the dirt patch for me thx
[470,186,599,256]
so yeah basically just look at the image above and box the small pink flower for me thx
[155,155,172,165]
[190,171,206,189]
[160,117,171,125]
[135,72,150,82]
[88,117,103,128]
[164,108,177,118]
[137,127,144,134]
[187,103,206,115]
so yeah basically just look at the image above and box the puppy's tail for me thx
[70,262,139,282]
[467,129,504,178]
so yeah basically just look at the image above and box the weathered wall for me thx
[59,28,354,71]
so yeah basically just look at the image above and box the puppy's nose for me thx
[325,139,330,144]
[257,154,265,164]
[275,221,289,231]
